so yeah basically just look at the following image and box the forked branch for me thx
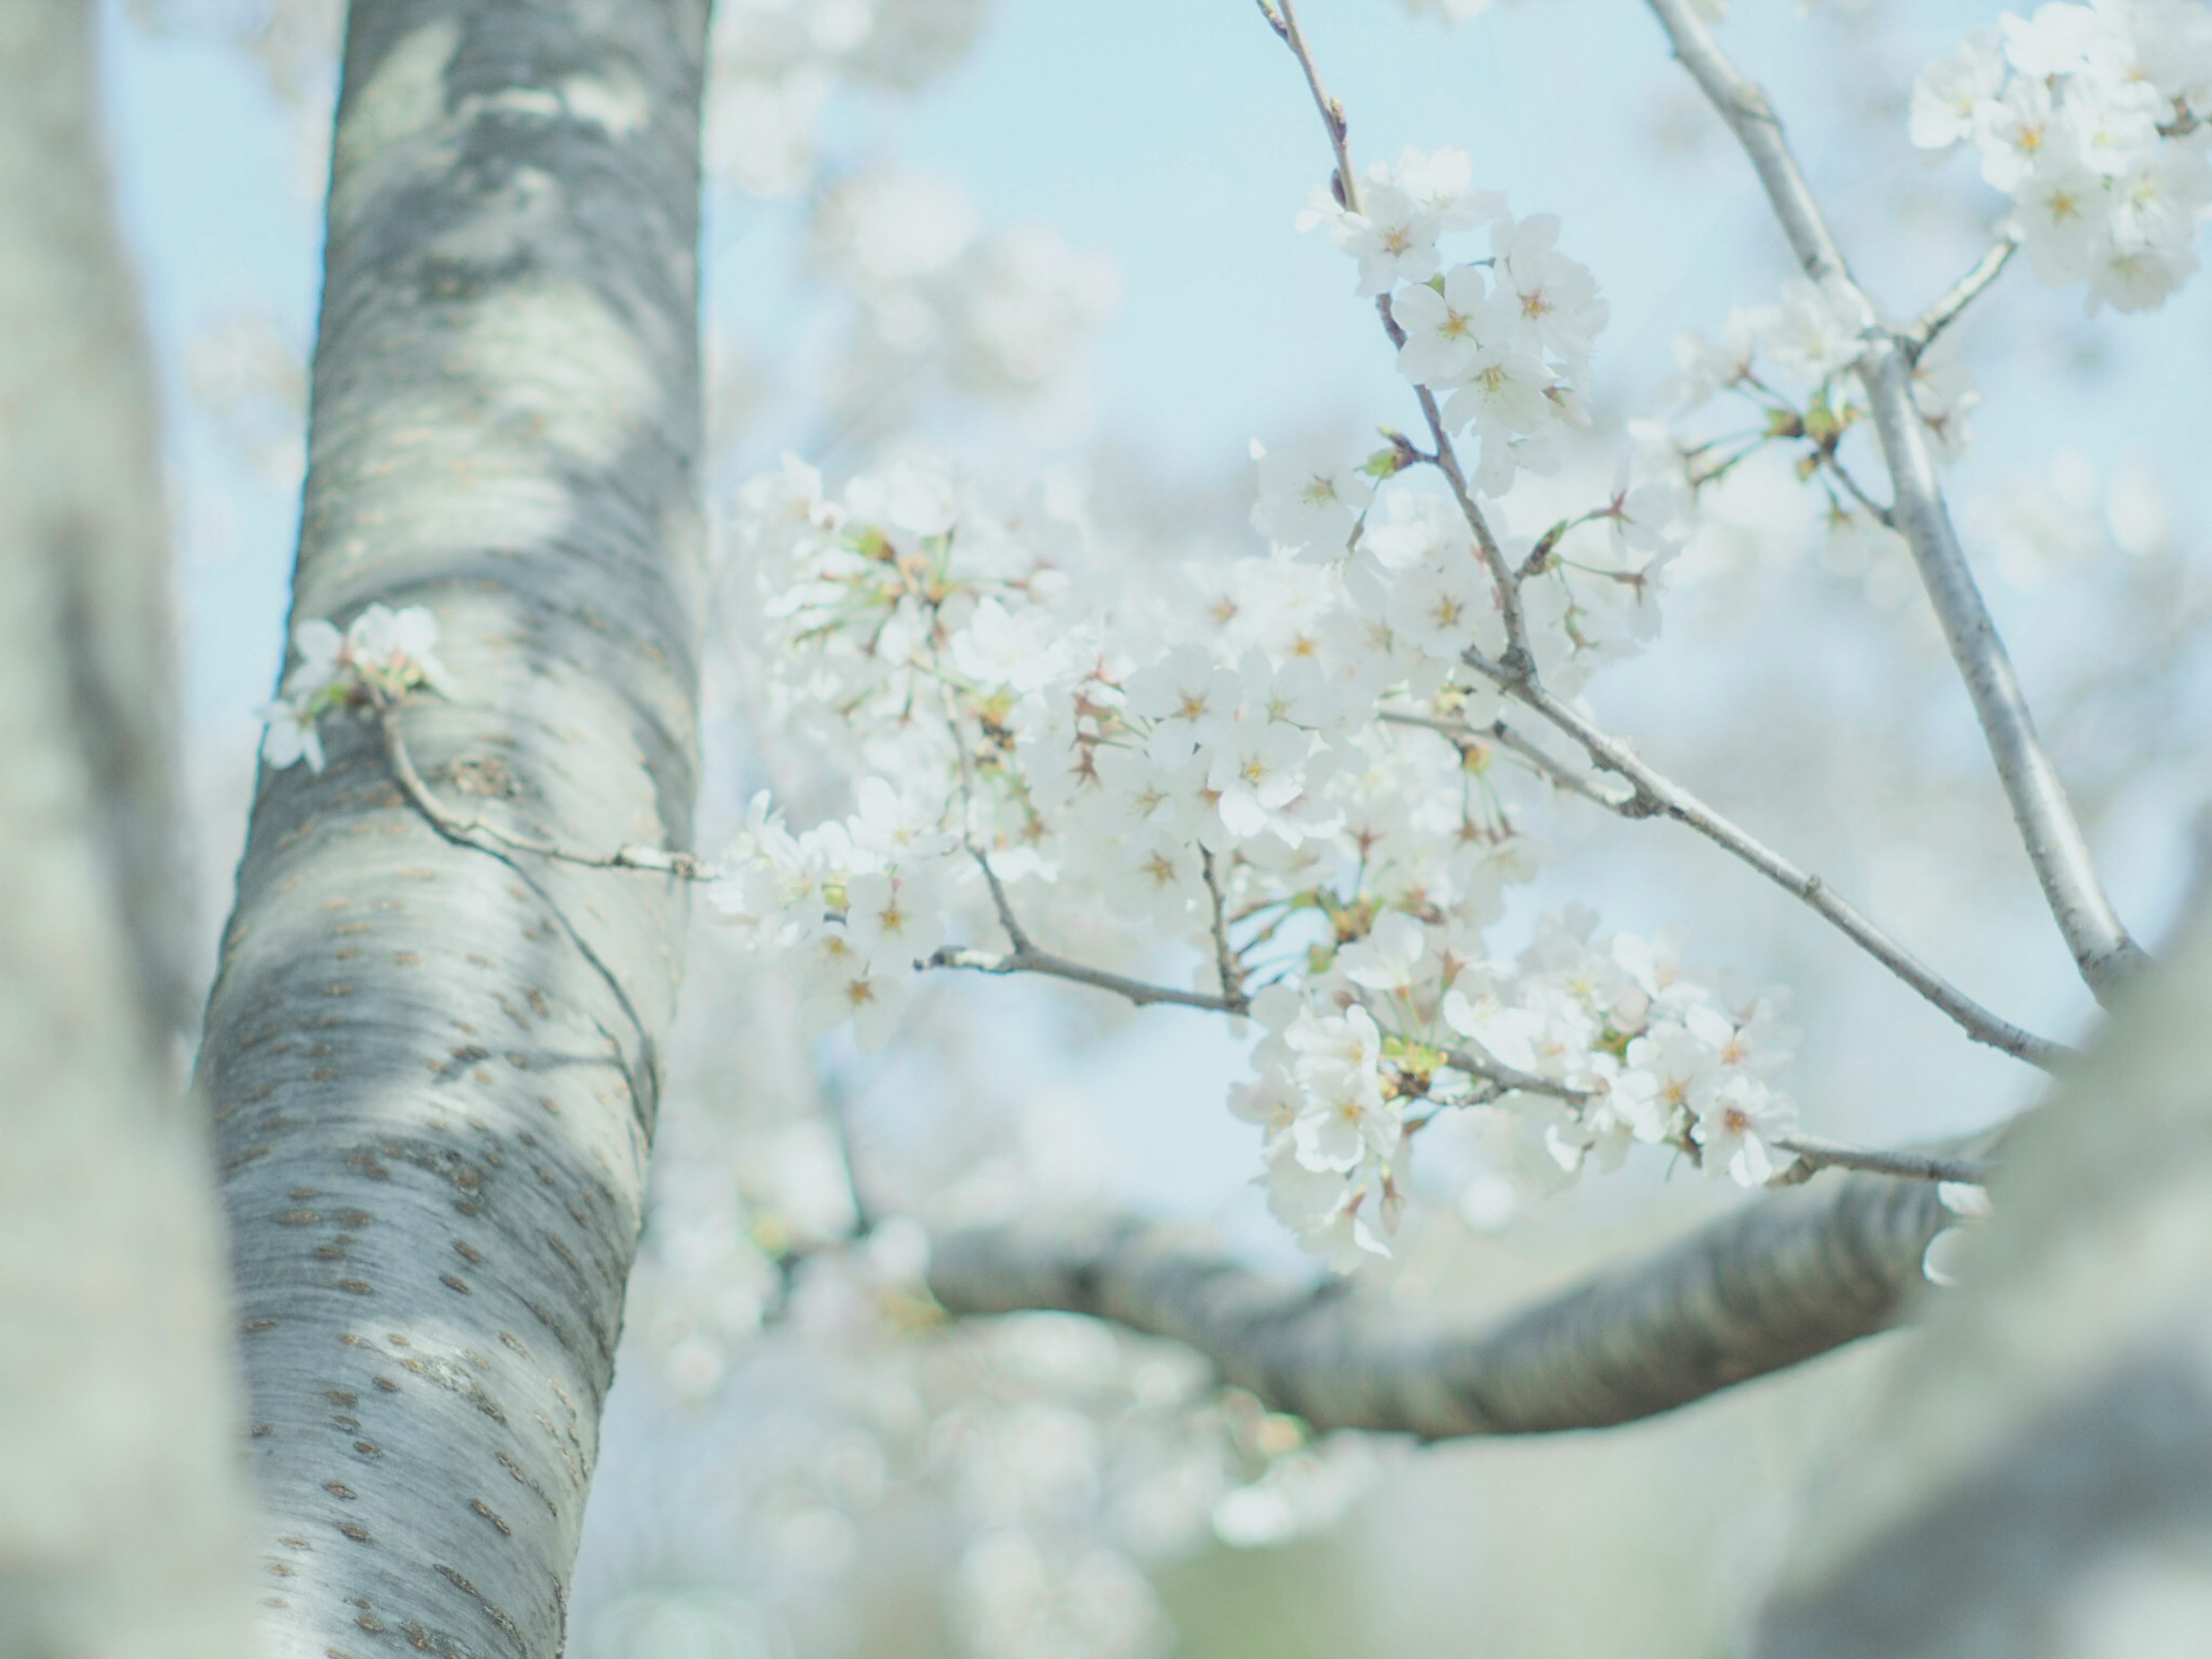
[1454,660,2073,1073]
[1643,0,2148,1001]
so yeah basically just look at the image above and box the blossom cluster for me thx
[1660,269,1978,584]
[257,604,449,774]
[1234,910,1800,1270]
[712,416,1741,1270]
[1298,147,1606,497]
[1914,1,2212,311]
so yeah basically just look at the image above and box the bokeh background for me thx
[107,1,2212,1653]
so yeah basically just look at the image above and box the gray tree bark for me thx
[194,3,710,1653]
[0,2,258,1652]
[1755,891,2212,1658]
[931,1164,1949,1437]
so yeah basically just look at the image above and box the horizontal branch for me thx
[1772,1134,1986,1186]
[929,1165,1956,1437]
[1437,1040,1990,1186]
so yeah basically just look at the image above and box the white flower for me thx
[2000,3,2124,81]
[283,618,346,700]
[1104,832,1202,931]
[1392,266,1501,388]
[1250,436,1374,559]
[1286,1003,1385,1084]
[796,923,910,1051]
[1441,987,1541,1076]
[2062,74,2165,176]
[1910,31,2005,151]
[842,870,943,974]
[1440,342,1554,459]
[1621,1016,1724,1126]
[1358,489,1463,572]
[1389,145,1503,230]
[2007,147,2111,283]
[1766,274,1866,383]
[1252,653,1350,734]
[1206,712,1313,842]
[1262,1145,1388,1271]
[950,596,1068,692]
[1290,1060,1400,1174]
[1126,643,1241,763]
[1384,547,1495,659]
[1329,177,1442,298]
[849,775,956,866]
[346,603,452,693]
[1692,1075,1798,1185]
[848,460,959,538]
[1975,75,2059,194]
[1491,213,1608,373]
[1338,911,1427,996]
[257,698,326,773]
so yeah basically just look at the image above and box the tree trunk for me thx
[195,3,709,1653]
[0,2,257,1652]
[1755,891,2212,1657]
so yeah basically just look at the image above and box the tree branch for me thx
[1269,0,1533,674]
[1904,234,2018,361]
[380,697,715,878]
[1772,1135,1987,1187]
[922,942,1246,1014]
[929,1164,1957,1437]
[1451,661,2071,1071]
[1643,0,2149,1002]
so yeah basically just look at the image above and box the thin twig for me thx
[1643,0,2148,1002]
[1442,1044,1584,1100]
[1440,1043,1994,1187]
[923,944,1246,1014]
[1458,651,2071,1072]
[1821,450,1896,530]
[378,699,714,878]
[1410,378,1535,674]
[1440,1041,1994,1186]
[968,844,1035,954]
[1270,0,1533,676]
[1904,235,2019,361]
[1380,707,1633,809]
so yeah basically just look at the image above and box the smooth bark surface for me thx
[195,3,709,1653]
[931,1166,1947,1437]
[0,3,257,1652]
[1756,895,2212,1657]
